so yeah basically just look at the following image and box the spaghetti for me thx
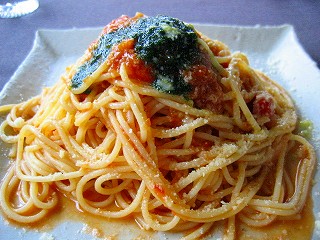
[0,13,316,239]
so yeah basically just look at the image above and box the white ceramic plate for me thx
[0,24,319,239]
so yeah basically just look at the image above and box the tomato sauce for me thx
[108,39,154,83]
[154,184,166,197]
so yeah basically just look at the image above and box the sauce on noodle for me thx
[2,193,313,239]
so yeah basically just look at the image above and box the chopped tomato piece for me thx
[102,15,131,34]
[184,64,223,113]
[102,13,145,35]
[253,92,275,117]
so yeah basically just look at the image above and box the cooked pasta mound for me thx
[0,13,316,240]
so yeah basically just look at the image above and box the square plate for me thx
[0,24,319,239]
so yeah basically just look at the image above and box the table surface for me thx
[1,0,319,91]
